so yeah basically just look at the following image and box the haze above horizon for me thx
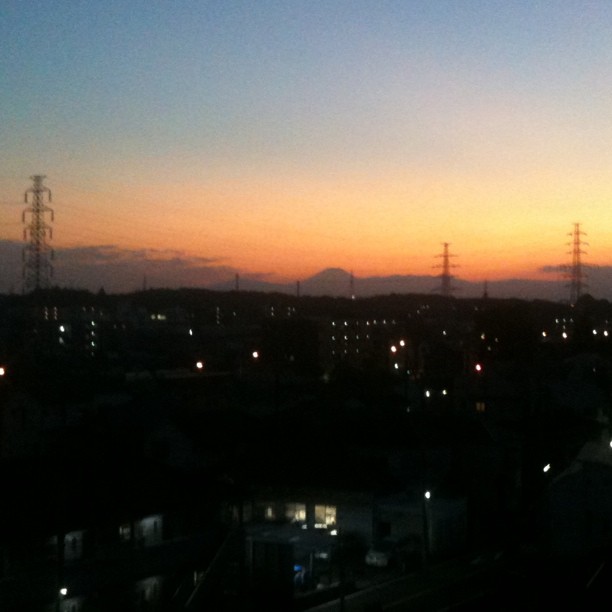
[2,1,612,296]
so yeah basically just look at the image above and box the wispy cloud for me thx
[0,240,240,293]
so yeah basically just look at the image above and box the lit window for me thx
[476,401,486,413]
[314,504,336,528]
[285,503,306,523]
[265,505,275,520]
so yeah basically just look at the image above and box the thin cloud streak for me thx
[0,241,242,294]
[3,238,612,301]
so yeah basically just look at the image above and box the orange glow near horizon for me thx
[5,3,612,294]
[27,164,610,286]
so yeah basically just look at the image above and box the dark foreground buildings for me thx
[1,288,612,610]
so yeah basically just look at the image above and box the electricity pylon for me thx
[23,175,54,293]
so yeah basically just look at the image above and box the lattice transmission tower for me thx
[23,175,54,293]
[434,242,458,297]
[567,222,588,306]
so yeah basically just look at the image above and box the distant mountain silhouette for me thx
[300,268,353,296]
[3,235,610,301]
[210,267,570,301]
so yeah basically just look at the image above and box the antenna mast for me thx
[23,175,54,293]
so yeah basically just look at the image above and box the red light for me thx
[475,363,482,372]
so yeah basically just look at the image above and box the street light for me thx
[422,490,431,570]
[57,587,68,612]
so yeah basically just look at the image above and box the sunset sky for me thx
[2,1,612,293]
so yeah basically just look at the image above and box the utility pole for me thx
[567,223,588,306]
[23,175,54,293]
[434,242,457,297]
